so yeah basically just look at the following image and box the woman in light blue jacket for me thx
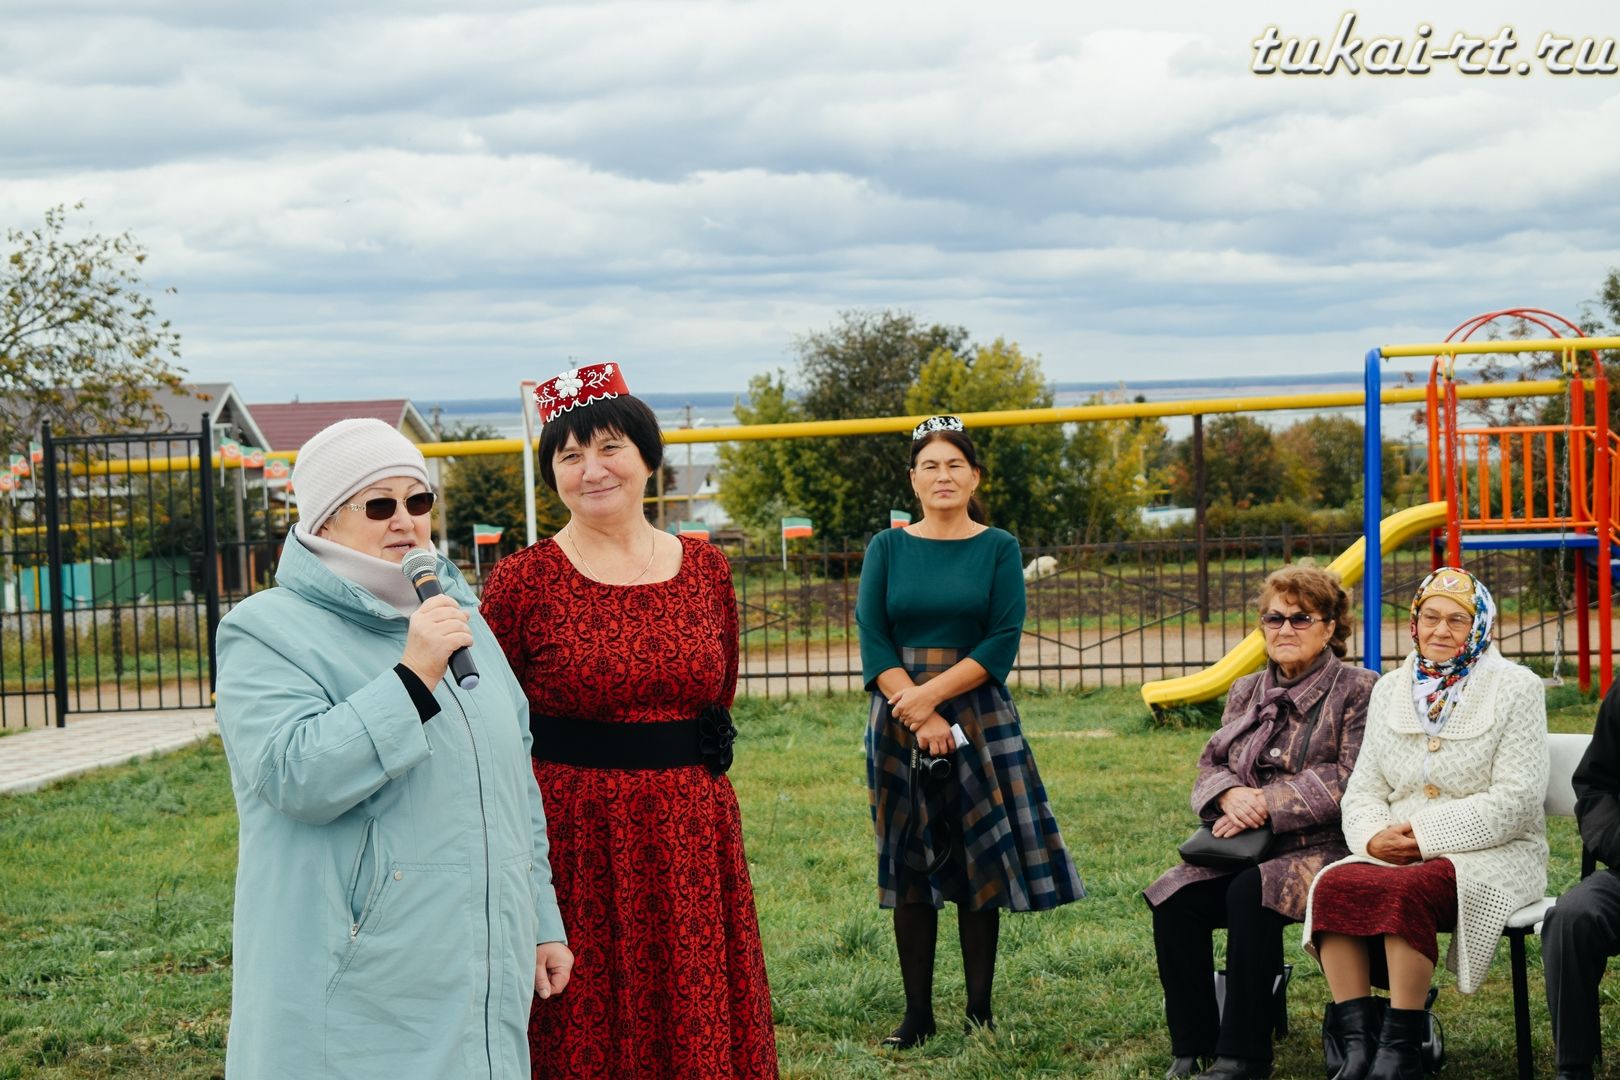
[216,419,571,1079]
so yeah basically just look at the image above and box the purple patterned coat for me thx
[1144,654,1376,921]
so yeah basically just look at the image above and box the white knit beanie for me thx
[292,418,431,533]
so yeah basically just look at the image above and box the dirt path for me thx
[0,610,1600,722]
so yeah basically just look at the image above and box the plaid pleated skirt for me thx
[866,646,1085,912]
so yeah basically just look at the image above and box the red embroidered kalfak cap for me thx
[534,362,630,423]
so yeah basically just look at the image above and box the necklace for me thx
[565,524,659,586]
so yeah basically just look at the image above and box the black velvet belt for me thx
[530,705,736,777]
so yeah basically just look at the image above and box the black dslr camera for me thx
[910,745,954,784]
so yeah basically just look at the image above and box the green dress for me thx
[856,526,1025,688]
[855,527,1084,911]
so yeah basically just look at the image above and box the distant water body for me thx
[415,371,1426,463]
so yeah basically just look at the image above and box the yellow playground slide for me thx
[1139,501,1449,711]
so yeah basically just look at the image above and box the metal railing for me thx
[709,530,1592,698]
[0,421,221,728]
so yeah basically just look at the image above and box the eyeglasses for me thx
[339,492,437,521]
[1259,612,1325,630]
[1417,610,1473,631]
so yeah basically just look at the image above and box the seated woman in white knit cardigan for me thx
[1301,567,1548,1080]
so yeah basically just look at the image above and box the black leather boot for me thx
[1325,996,1383,1080]
[1164,1057,1202,1079]
[1194,1057,1271,1080]
[1366,1007,1427,1080]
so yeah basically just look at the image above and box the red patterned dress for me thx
[479,536,777,1080]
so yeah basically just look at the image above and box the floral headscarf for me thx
[1410,566,1497,731]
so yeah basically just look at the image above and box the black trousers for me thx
[1544,869,1620,1068]
[1149,866,1291,1062]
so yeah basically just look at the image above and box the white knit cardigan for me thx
[1301,647,1548,993]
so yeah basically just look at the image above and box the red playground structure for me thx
[1425,308,1613,692]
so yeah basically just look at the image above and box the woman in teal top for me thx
[856,416,1084,1049]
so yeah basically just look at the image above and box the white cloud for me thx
[1,0,1617,398]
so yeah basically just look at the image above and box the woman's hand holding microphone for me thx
[400,595,474,690]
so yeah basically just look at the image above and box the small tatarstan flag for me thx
[28,442,42,465]
[9,454,28,478]
[0,473,13,493]
[677,521,710,540]
[473,524,504,546]
[889,509,912,528]
[242,446,265,469]
[219,439,242,464]
[264,458,290,480]
[781,516,813,539]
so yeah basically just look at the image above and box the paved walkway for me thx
[0,710,218,795]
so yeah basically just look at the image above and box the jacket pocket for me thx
[324,861,475,1073]
[344,817,381,934]
[493,851,542,1074]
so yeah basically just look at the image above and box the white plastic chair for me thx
[1501,731,1592,1080]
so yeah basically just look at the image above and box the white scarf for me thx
[295,530,422,615]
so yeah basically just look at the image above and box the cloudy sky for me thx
[4,0,1618,400]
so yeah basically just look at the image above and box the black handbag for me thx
[1178,679,1330,871]
[1179,821,1275,870]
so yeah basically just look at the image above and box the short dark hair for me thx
[537,395,664,491]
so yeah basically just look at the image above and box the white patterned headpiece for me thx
[911,415,965,441]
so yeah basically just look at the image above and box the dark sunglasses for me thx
[339,491,437,520]
[1259,611,1324,630]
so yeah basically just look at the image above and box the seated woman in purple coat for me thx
[1144,565,1378,1080]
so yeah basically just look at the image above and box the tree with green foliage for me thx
[1057,396,1166,542]
[718,310,968,538]
[441,423,565,554]
[1276,414,1409,510]
[1170,415,1285,508]
[716,372,816,534]
[903,338,1163,540]
[1277,415,1364,506]
[722,323,1163,541]
[0,203,186,448]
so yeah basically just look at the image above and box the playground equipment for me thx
[1420,309,1610,695]
[1144,313,1620,711]
[1139,501,1448,709]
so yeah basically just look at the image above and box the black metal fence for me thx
[705,530,1593,698]
[0,445,56,729]
[0,421,221,727]
[1,435,1597,726]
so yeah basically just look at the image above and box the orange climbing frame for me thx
[1425,308,1612,692]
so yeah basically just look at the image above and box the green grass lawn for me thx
[0,685,1609,1078]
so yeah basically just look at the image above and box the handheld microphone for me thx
[401,548,480,691]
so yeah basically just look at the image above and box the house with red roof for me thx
[246,398,434,451]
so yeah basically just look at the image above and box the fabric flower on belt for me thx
[697,704,737,777]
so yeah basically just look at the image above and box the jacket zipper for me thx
[348,817,379,939]
[448,685,493,1078]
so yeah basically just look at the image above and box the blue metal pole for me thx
[1362,347,1383,672]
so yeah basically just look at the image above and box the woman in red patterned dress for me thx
[480,362,777,1080]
